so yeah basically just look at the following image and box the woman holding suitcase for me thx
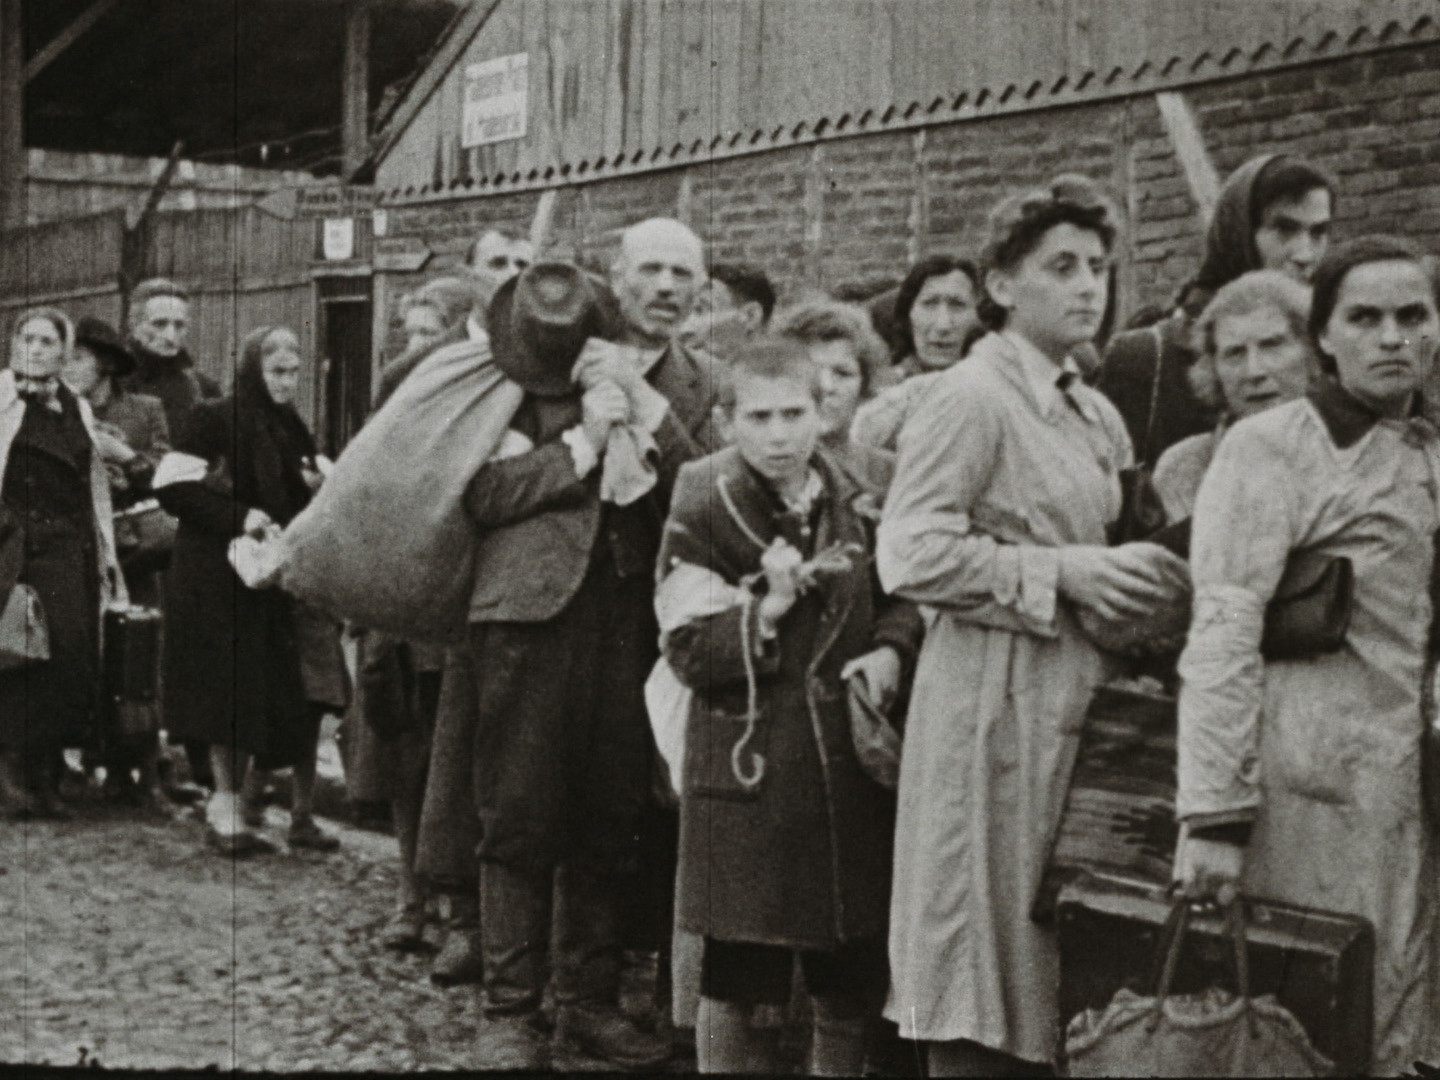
[1176,235,1440,1073]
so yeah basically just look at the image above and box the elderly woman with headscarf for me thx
[0,307,126,817]
[1099,154,1335,467]
[1151,270,1316,522]
[157,326,345,855]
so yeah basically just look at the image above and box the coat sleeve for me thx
[121,397,172,494]
[154,402,252,538]
[664,601,782,691]
[463,440,592,529]
[876,373,1062,637]
[1176,420,1298,830]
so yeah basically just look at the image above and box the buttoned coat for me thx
[662,446,922,951]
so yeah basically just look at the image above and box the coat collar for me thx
[1307,376,1428,450]
[985,331,1098,426]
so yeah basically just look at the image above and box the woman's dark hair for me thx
[978,174,1120,330]
[891,255,980,359]
[1308,234,1439,371]
[772,299,890,397]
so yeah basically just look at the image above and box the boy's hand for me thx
[581,381,632,455]
[758,537,803,630]
[842,646,903,712]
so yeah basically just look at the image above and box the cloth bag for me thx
[1065,899,1334,1078]
[278,338,524,641]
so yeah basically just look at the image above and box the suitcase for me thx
[104,604,162,736]
[1056,871,1375,1076]
[1034,680,1179,921]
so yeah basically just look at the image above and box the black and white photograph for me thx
[2,0,1440,1074]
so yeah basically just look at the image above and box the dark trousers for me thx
[467,552,658,1013]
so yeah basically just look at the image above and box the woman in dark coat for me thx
[0,307,126,817]
[157,325,342,854]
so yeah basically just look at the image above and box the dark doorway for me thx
[316,279,372,459]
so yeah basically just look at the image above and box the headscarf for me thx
[1186,153,1283,308]
[232,326,317,527]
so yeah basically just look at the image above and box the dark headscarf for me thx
[232,326,317,527]
[1189,154,1281,302]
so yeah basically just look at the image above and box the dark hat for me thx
[486,262,621,398]
[74,315,136,378]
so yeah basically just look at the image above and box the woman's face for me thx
[11,317,65,378]
[908,270,978,371]
[61,344,103,399]
[260,331,303,407]
[1318,259,1439,413]
[1210,304,1312,420]
[987,223,1109,360]
[808,338,865,439]
[403,304,446,356]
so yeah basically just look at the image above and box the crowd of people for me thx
[3,147,1440,1077]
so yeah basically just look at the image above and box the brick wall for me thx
[380,39,1440,336]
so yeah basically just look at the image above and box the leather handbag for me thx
[1065,898,1335,1077]
[112,498,179,574]
[846,674,901,789]
[1260,551,1353,662]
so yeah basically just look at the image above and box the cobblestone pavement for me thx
[0,799,683,1072]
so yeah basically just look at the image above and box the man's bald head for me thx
[611,218,705,347]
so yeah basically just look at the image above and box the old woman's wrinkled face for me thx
[260,331,303,408]
[908,270,978,371]
[1211,304,1312,420]
[1319,259,1439,414]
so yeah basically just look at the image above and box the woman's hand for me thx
[93,426,137,465]
[1173,834,1245,907]
[842,646,904,712]
[243,508,274,538]
[1058,542,1189,622]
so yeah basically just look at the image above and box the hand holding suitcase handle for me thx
[1173,829,1244,908]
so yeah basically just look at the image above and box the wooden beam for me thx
[369,0,504,172]
[23,0,121,84]
[1154,91,1220,222]
[341,0,372,180]
[0,0,23,230]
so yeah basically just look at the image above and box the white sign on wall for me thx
[322,218,356,261]
[462,53,529,149]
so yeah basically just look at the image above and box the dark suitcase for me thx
[1056,871,1375,1076]
[104,604,162,736]
[1034,680,1179,921]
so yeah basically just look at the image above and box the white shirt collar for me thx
[1000,330,1093,424]
[466,315,488,344]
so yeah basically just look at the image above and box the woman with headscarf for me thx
[1098,154,1335,467]
[0,307,126,817]
[157,326,345,855]
[1175,235,1440,1074]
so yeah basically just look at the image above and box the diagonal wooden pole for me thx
[1154,91,1220,222]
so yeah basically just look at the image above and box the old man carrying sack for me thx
[281,262,714,1067]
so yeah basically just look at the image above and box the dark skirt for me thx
[0,520,100,750]
[414,647,482,890]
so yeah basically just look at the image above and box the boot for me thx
[431,889,485,985]
[696,996,780,1074]
[479,861,552,1017]
[0,748,39,818]
[809,995,870,1077]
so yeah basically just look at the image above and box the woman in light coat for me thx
[1175,234,1440,1075]
[0,307,126,816]
[878,176,1187,1076]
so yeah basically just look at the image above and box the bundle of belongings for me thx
[278,262,658,641]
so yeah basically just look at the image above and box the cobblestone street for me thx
[0,798,675,1072]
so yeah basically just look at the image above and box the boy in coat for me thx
[657,338,922,1074]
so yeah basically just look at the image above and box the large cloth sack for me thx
[1065,900,1333,1078]
[278,339,523,640]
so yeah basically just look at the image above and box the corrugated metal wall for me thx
[375,0,1437,199]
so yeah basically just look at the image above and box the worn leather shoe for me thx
[287,814,340,852]
[430,927,485,986]
[482,1013,550,1071]
[556,1002,671,1069]
[380,901,433,953]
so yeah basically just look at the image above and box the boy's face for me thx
[728,373,822,488]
